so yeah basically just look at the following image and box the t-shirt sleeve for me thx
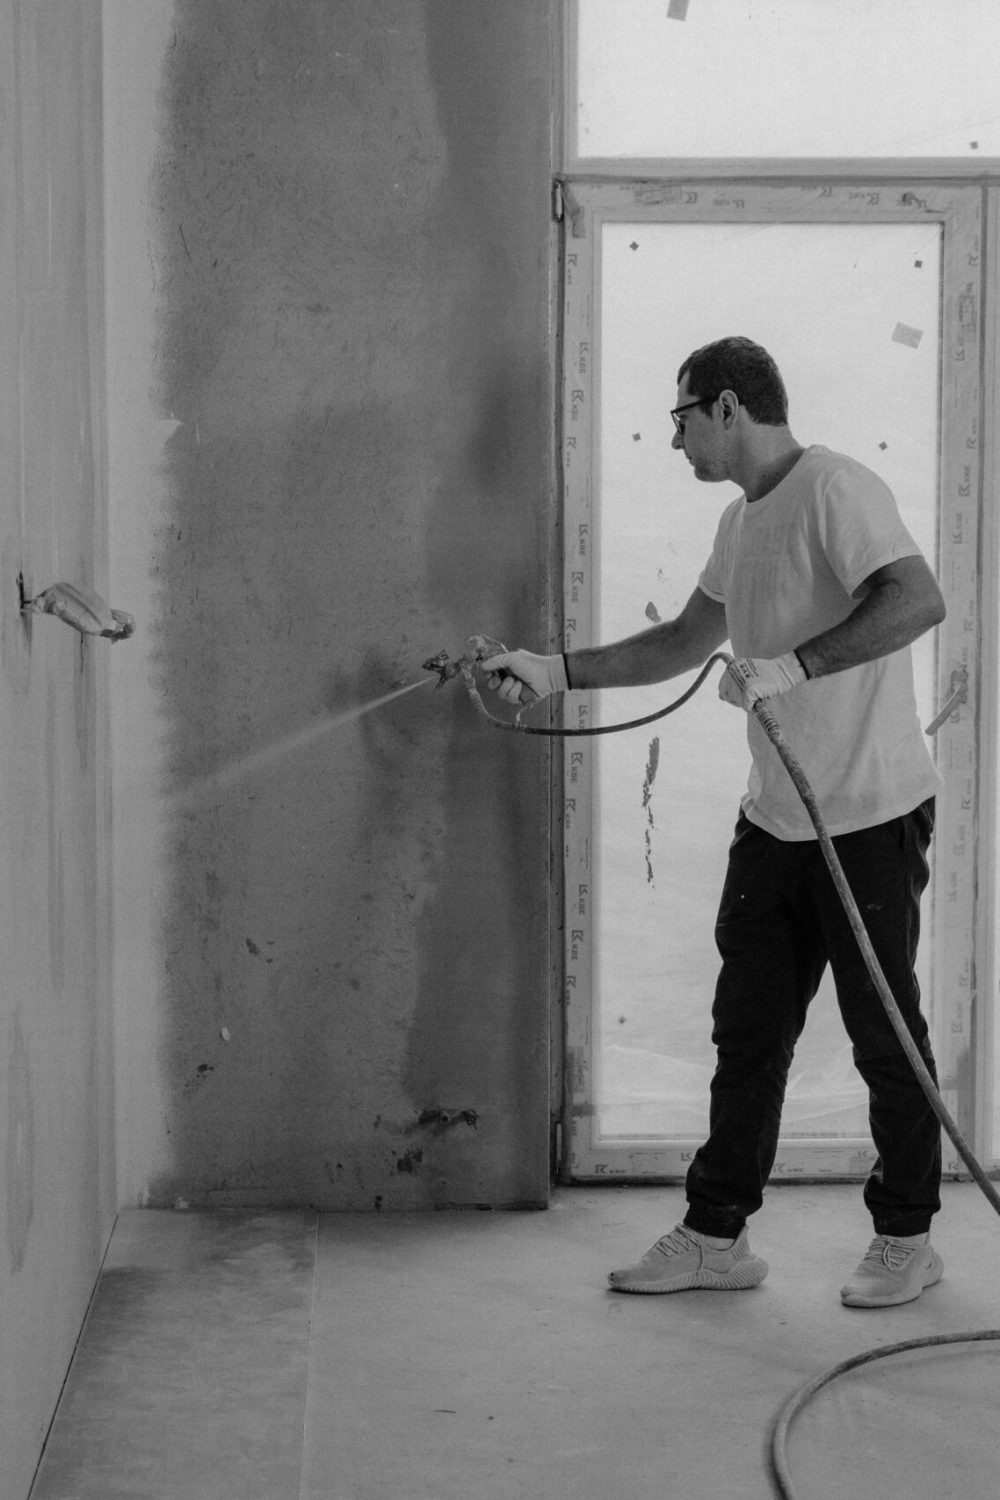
[697,499,738,603]
[815,461,924,597]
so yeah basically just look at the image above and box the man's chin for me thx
[693,464,727,484]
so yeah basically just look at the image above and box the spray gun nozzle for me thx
[422,650,462,687]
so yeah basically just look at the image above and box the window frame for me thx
[555,178,997,1182]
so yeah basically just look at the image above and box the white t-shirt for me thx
[698,445,942,840]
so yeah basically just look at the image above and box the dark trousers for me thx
[684,800,941,1240]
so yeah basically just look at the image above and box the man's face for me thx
[671,377,727,482]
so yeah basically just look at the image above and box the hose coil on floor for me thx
[770,1330,1000,1500]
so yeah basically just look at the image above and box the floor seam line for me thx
[297,1210,322,1500]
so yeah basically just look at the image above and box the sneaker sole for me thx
[608,1257,769,1295]
[840,1251,944,1308]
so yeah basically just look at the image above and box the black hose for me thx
[466,654,1000,1206]
[462,653,1000,1500]
[770,1330,1000,1500]
[751,696,1000,1218]
[754,691,1000,1499]
[458,653,731,735]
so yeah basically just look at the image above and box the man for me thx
[483,336,947,1308]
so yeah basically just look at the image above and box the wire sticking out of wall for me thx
[22,581,135,642]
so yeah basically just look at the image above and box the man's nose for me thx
[671,428,685,450]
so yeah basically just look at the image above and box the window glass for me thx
[593,220,941,1142]
[576,0,1000,160]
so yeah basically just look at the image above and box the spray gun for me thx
[421,635,557,732]
[421,635,507,689]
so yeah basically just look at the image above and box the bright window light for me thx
[575,0,1000,160]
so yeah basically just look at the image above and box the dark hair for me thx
[677,336,789,426]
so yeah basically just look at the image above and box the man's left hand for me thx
[720,652,807,711]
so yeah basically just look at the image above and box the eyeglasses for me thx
[670,395,718,434]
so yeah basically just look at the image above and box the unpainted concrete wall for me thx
[0,4,116,1494]
[107,0,558,1211]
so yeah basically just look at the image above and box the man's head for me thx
[671,337,799,491]
[676,336,789,427]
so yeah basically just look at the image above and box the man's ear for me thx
[718,388,740,426]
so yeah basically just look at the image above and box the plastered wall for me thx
[107,0,558,1211]
[0,5,116,1495]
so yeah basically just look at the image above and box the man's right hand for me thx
[478,650,569,705]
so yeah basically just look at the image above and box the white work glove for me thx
[720,652,808,711]
[479,649,569,705]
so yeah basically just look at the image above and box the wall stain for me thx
[3,559,32,696]
[46,679,66,996]
[6,1011,35,1274]
[641,736,660,886]
[413,1107,478,1133]
[245,936,274,963]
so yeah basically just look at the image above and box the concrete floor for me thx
[27,1183,1000,1500]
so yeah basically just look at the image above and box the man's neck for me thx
[735,433,805,502]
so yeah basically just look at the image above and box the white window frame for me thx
[556,178,998,1182]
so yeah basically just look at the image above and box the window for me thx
[572,0,1000,165]
[558,3,1000,1179]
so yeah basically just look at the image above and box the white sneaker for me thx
[608,1224,768,1295]
[840,1235,944,1308]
